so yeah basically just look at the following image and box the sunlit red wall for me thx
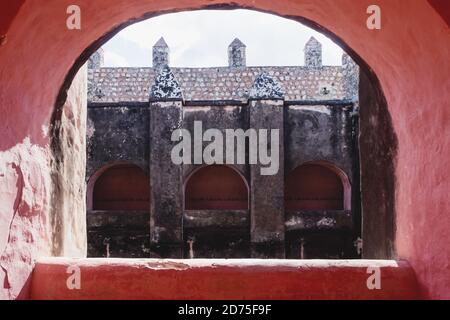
[0,0,449,299]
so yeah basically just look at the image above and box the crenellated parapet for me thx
[88,36,358,103]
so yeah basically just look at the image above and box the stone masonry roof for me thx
[88,36,358,103]
[88,65,349,103]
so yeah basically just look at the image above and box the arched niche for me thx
[87,163,150,211]
[184,165,249,210]
[285,162,351,211]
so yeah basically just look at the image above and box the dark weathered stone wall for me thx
[150,100,184,258]
[249,100,285,258]
[182,105,250,179]
[86,103,150,258]
[284,102,360,259]
[183,210,250,259]
[285,104,354,177]
[359,69,397,259]
[182,105,250,258]
[86,104,150,178]
[87,211,151,258]
[86,100,360,259]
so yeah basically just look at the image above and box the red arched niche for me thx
[285,162,351,211]
[185,165,248,210]
[91,164,150,211]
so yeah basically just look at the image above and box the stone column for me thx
[304,36,322,68]
[228,38,246,68]
[249,73,285,258]
[149,67,184,258]
[342,52,360,101]
[152,37,170,69]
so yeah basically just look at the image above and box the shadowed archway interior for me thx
[285,164,344,211]
[184,165,248,210]
[93,164,150,211]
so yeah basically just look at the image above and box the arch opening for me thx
[284,162,355,259]
[184,165,249,211]
[183,165,250,259]
[285,162,351,211]
[91,164,150,211]
[50,5,397,260]
[86,163,151,258]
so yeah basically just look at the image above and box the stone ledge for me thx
[31,258,420,300]
[87,210,149,229]
[183,210,249,229]
[285,210,353,231]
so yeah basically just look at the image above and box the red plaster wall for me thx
[0,1,24,40]
[285,164,344,210]
[428,0,450,26]
[93,165,150,211]
[31,259,420,300]
[185,165,248,210]
[0,0,449,299]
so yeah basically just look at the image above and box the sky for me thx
[102,9,344,68]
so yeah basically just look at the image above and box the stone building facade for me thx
[86,37,361,259]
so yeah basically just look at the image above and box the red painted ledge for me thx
[30,258,420,300]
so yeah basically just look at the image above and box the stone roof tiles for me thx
[88,65,349,103]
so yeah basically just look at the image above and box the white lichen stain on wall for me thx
[184,107,212,112]
[86,118,95,140]
[317,217,337,228]
[289,105,332,115]
[41,125,49,138]
[285,216,305,228]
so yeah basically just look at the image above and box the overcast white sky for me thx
[102,9,344,68]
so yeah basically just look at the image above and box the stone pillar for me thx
[228,38,246,68]
[304,36,322,68]
[149,67,184,258]
[342,52,360,101]
[249,73,285,258]
[152,37,170,69]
